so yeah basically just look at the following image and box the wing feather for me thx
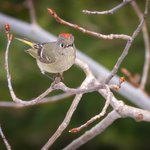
[38,42,56,64]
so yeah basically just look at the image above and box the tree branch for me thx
[131,1,150,90]
[0,93,73,108]
[105,0,149,84]
[63,110,120,150]
[69,85,112,133]
[0,125,11,150]
[25,0,37,25]
[0,1,150,149]
[5,24,54,106]
[0,13,150,110]
[47,8,131,40]
[64,99,150,149]
[82,0,134,15]
[42,59,95,149]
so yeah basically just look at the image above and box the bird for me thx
[16,33,76,82]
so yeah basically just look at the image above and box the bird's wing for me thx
[39,42,56,64]
[25,48,39,59]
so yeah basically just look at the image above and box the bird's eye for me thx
[60,43,64,48]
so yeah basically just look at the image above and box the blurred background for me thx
[0,0,150,149]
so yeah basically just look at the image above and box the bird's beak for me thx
[15,38,34,47]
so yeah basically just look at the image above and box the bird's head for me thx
[57,33,74,49]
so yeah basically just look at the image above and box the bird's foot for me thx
[54,73,64,83]
[51,73,64,87]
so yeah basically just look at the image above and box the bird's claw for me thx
[51,73,64,87]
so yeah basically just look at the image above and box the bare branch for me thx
[42,93,84,149]
[52,81,105,94]
[69,85,112,133]
[117,102,150,122]
[1,13,150,110]
[64,99,150,150]
[0,1,150,149]
[63,110,120,150]
[47,8,131,40]
[4,24,53,106]
[0,125,11,150]
[65,80,150,149]
[0,93,73,108]
[25,0,37,25]
[105,0,149,84]
[42,59,95,149]
[131,1,150,90]
[82,0,133,15]
[97,80,150,122]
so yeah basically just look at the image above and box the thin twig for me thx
[82,0,133,15]
[0,93,73,108]
[52,81,105,94]
[1,13,150,109]
[0,125,11,150]
[105,0,149,84]
[42,59,95,149]
[64,98,150,150]
[47,8,131,40]
[25,0,37,25]
[5,24,54,106]
[0,1,150,149]
[63,110,120,150]
[69,85,112,133]
[69,75,150,149]
[131,1,150,90]
[42,92,84,150]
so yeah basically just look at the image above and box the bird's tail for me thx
[15,37,34,47]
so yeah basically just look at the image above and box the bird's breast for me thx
[37,48,75,73]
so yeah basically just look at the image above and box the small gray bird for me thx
[16,33,76,81]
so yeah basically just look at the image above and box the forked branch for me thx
[131,1,150,90]
[5,23,54,106]
[47,8,131,40]
[1,0,150,150]
[105,0,149,83]
[83,0,134,15]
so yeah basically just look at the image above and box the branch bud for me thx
[5,23,10,32]
[69,128,79,133]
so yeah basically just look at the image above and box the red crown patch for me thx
[59,33,72,38]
